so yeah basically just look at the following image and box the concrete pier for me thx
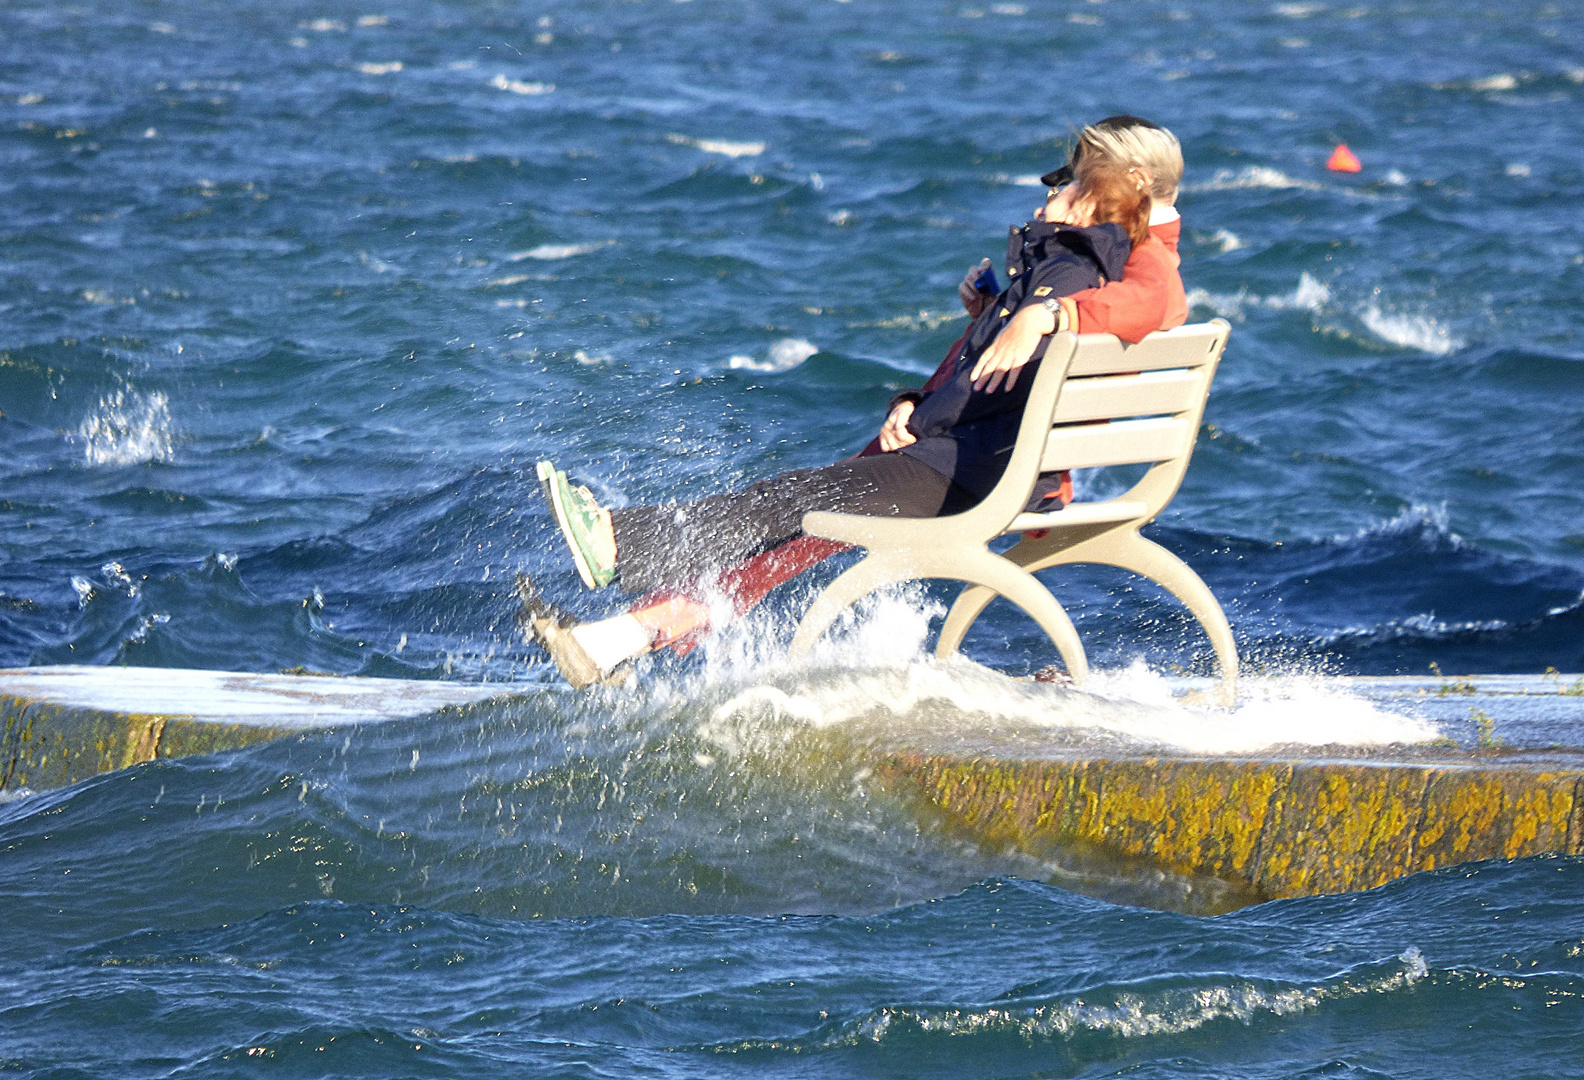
[0,665,510,792]
[873,747,1584,911]
[4,665,1582,910]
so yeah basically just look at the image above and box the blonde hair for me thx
[1077,120,1183,206]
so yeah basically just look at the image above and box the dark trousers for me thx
[609,452,978,594]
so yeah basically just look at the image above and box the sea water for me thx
[2,0,1583,1075]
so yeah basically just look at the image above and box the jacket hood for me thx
[1016,220,1133,284]
[1052,222,1133,283]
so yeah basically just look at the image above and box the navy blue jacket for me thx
[897,221,1132,498]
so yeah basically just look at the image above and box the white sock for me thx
[569,614,652,673]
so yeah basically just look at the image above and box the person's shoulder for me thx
[1146,216,1181,252]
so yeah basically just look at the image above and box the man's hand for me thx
[957,258,992,318]
[969,303,1059,393]
[878,399,917,452]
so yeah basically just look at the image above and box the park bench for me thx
[787,318,1238,700]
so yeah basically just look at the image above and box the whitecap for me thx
[666,133,765,158]
[490,74,554,95]
[1505,162,1530,177]
[1382,168,1409,185]
[358,61,402,76]
[1209,228,1243,252]
[1359,306,1462,355]
[572,349,610,365]
[1471,73,1519,91]
[301,18,346,32]
[1187,272,1327,319]
[728,338,819,373]
[77,389,174,466]
[356,14,389,27]
[508,240,612,261]
[1274,2,1325,15]
[1184,166,1323,192]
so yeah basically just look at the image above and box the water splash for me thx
[77,389,174,466]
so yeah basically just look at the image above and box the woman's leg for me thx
[609,452,976,595]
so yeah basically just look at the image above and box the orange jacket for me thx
[1069,217,1186,342]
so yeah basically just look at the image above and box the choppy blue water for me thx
[3,0,1584,1075]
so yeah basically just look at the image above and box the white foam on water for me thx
[1187,271,1329,319]
[1185,166,1322,193]
[301,18,346,32]
[728,338,818,373]
[1505,162,1530,177]
[358,61,402,76]
[1471,73,1519,91]
[689,593,1439,757]
[77,389,174,466]
[1382,168,1410,186]
[490,74,554,95]
[1209,228,1243,252]
[665,133,765,158]
[509,240,611,261]
[356,15,389,27]
[1274,2,1325,16]
[1360,306,1462,354]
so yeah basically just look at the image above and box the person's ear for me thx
[1129,166,1154,193]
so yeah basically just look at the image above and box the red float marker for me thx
[1327,143,1362,172]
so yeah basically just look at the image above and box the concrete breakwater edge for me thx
[4,665,1582,912]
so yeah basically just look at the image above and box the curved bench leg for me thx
[949,552,1089,685]
[793,551,1089,684]
[1097,533,1239,700]
[930,557,1086,683]
[935,584,996,660]
[787,555,907,659]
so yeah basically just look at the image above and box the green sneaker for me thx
[536,460,617,589]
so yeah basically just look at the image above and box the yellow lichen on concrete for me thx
[1,695,293,792]
[878,752,1584,910]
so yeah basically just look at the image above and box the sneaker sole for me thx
[537,459,599,591]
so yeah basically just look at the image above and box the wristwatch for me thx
[1040,296,1069,331]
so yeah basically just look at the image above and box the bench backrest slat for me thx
[1051,368,1205,425]
[1041,416,1195,472]
[1066,325,1226,376]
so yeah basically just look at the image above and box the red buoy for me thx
[1327,143,1362,172]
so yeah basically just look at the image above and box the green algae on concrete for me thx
[875,752,1584,908]
[0,665,512,793]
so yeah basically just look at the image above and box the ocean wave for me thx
[729,948,1436,1051]
[490,73,553,95]
[666,133,765,158]
[76,389,174,467]
[1183,166,1324,193]
[1360,305,1463,355]
[1186,271,1329,318]
[1187,275,1463,355]
[728,337,819,373]
[1329,503,1463,550]
[508,240,612,261]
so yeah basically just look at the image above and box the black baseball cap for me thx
[1041,114,1163,187]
